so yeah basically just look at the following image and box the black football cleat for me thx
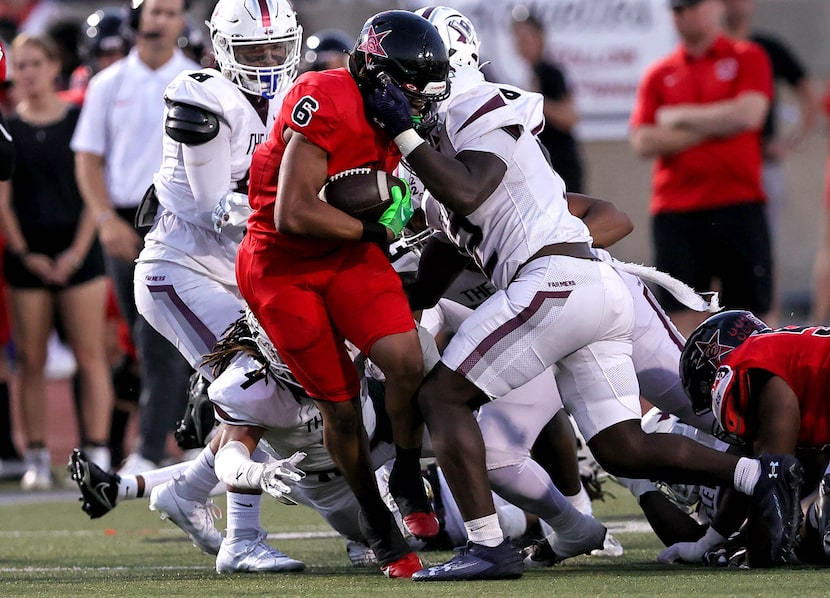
[68,448,120,519]
[815,473,830,560]
[412,538,524,581]
[751,454,803,565]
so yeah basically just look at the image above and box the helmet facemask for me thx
[208,0,302,100]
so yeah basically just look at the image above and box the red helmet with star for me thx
[679,310,768,415]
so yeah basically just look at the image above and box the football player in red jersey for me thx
[235,10,450,578]
[680,310,830,564]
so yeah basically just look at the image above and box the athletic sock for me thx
[226,491,262,538]
[734,457,761,495]
[174,447,220,501]
[465,513,504,547]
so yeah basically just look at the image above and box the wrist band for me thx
[360,221,388,244]
[394,129,425,158]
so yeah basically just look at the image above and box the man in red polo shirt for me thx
[630,0,773,337]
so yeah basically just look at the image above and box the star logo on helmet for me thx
[694,330,734,370]
[358,25,391,58]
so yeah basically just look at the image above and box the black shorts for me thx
[5,236,107,291]
[651,203,773,314]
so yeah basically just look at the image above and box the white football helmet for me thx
[208,0,302,99]
[414,6,481,70]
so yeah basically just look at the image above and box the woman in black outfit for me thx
[0,33,114,490]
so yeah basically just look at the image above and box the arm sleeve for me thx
[182,123,233,213]
[0,111,14,181]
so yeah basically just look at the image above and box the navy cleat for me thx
[411,538,523,581]
[751,454,803,566]
[814,473,830,560]
[68,448,120,519]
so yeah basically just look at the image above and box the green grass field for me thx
[1,478,827,597]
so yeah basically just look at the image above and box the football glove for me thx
[212,191,251,242]
[260,451,306,505]
[365,80,414,139]
[378,182,413,238]
[657,526,726,564]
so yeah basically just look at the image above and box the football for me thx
[320,168,405,221]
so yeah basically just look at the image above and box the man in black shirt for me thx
[724,0,817,236]
[511,10,584,193]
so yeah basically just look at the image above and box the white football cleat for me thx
[346,540,377,567]
[591,532,624,557]
[149,480,222,555]
[524,516,608,568]
[215,530,306,573]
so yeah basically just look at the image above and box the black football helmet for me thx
[79,7,129,65]
[351,10,450,104]
[302,28,352,72]
[680,310,768,415]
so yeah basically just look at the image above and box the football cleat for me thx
[402,512,440,541]
[149,480,223,556]
[523,517,608,568]
[751,454,804,565]
[216,530,306,573]
[346,540,377,567]
[592,532,624,557]
[68,448,120,519]
[412,538,524,581]
[817,474,830,560]
[551,516,608,561]
[380,551,423,578]
[388,460,439,540]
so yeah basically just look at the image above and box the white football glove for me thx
[259,451,306,505]
[212,191,251,241]
[658,526,726,564]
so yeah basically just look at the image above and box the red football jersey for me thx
[716,327,830,447]
[246,68,401,255]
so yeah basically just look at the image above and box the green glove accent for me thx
[378,180,414,237]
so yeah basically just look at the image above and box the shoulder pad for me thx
[165,102,220,145]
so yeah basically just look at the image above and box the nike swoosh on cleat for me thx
[94,482,115,508]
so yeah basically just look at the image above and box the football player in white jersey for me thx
[73,0,307,574]
[365,6,803,580]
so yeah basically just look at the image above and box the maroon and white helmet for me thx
[208,0,302,99]
[415,6,481,70]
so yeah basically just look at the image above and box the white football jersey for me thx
[140,69,280,285]
[209,353,376,472]
[420,66,592,289]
